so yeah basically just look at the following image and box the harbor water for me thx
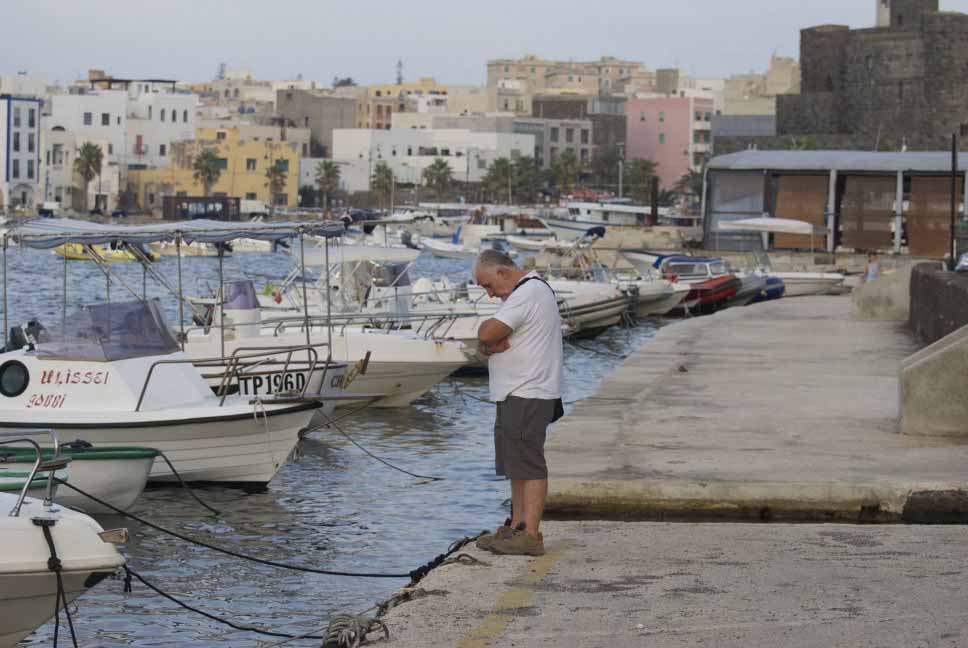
[6,245,664,646]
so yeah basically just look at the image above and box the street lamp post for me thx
[617,141,625,199]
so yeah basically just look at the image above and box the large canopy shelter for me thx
[7,218,347,249]
[717,217,828,236]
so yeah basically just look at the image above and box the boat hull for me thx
[0,403,319,489]
[771,273,845,297]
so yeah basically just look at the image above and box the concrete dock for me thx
[547,296,968,522]
[383,521,968,647]
[380,296,968,646]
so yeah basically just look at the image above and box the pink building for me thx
[625,96,713,188]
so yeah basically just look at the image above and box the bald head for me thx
[474,249,527,301]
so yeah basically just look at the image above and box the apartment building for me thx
[331,128,535,191]
[48,78,197,169]
[532,95,626,156]
[0,95,42,210]
[625,96,714,187]
[127,127,300,211]
[277,89,357,158]
[487,55,651,114]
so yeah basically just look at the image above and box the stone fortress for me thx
[776,0,968,150]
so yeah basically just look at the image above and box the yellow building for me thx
[128,127,300,212]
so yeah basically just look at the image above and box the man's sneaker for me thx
[487,523,545,556]
[475,521,514,550]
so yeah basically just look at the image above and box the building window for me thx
[117,116,121,125]
[550,146,558,161]
[275,159,289,172]
[504,65,509,72]
[27,160,34,179]
[12,133,19,152]
[148,106,152,119]
[640,111,646,122]
[478,157,487,170]
[245,192,257,200]
[83,112,93,126]
[216,131,226,140]
[705,112,712,121]
[160,109,166,122]
[550,127,559,142]
[28,133,34,153]
[565,128,574,143]
[274,193,288,206]
[694,133,700,144]
[246,158,257,171]
[170,110,177,123]
[102,112,110,126]
[159,144,167,156]
[304,116,310,127]
[108,143,113,154]
[28,108,35,128]
[215,158,228,170]
[12,107,20,128]
[580,148,589,162]
[183,109,188,122]
[659,133,665,144]
[11,160,19,179]
[659,112,665,122]
[148,192,156,205]
[581,129,589,144]
[694,111,701,121]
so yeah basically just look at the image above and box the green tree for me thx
[512,156,542,204]
[422,157,453,200]
[332,76,357,88]
[192,149,222,196]
[264,162,288,217]
[591,145,622,191]
[675,168,705,207]
[73,142,103,211]
[370,160,394,209]
[624,159,657,203]
[658,187,680,207]
[550,149,582,192]
[483,157,513,204]
[314,160,341,212]
[299,185,317,208]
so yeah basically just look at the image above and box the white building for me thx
[332,128,535,192]
[1,95,43,211]
[0,73,49,99]
[48,80,196,170]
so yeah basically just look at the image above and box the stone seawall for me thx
[909,263,968,344]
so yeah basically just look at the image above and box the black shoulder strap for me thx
[511,276,555,296]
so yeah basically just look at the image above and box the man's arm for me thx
[478,318,512,355]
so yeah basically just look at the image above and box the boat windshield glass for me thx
[709,262,728,275]
[40,299,180,361]
[668,263,704,277]
[223,280,260,310]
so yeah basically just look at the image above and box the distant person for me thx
[473,250,563,557]
[864,253,881,283]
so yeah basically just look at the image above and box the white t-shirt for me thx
[487,272,563,402]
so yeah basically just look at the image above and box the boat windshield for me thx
[667,263,705,277]
[223,280,260,310]
[709,262,728,275]
[40,299,180,361]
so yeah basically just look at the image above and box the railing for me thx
[135,343,331,411]
[1,429,66,517]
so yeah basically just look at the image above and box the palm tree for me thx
[511,156,541,204]
[591,146,621,191]
[625,159,657,203]
[422,158,453,201]
[73,142,103,212]
[483,157,513,204]
[265,162,288,218]
[675,168,705,211]
[551,150,582,193]
[370,161,394,209]
[314,160,341,214]
[192,149,222,197]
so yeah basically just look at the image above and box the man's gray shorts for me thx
[494,395,557,480]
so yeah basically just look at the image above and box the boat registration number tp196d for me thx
[238,371,308,396]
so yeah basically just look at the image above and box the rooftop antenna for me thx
[396,60,404,85]
[216,62,227,80]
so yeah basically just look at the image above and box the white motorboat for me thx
[420,234,517,261]
[0,444,157,514]
[187,280,471,408]
[769,271,845,297]
[0,434,127,648]
[549,280,630,337]
[0,300,322,490]
[619,278,692,318]
[149,240,230,257]
[505,235,578,253]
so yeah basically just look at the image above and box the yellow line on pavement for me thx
[457,541,572,648]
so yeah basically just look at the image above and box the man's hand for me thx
[483,337,510,355]
[478,318,512,347]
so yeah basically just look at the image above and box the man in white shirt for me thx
[473,249,563,557]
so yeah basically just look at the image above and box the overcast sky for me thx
[7,1,968,87]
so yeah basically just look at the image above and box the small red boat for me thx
[656,256,740,316]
